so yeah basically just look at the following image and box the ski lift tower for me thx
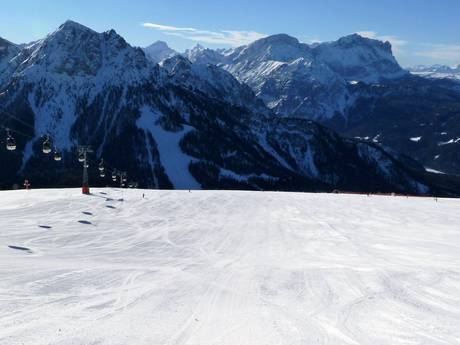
[78,146,93,194]
[120,171,127,188]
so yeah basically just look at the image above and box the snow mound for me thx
[0,188,459,344]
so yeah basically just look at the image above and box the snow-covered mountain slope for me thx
[331,76,460,175]
[0,20,160,177]
[1,188,459,345]
[223,35,350,120]
[160,55,262,108]
[260,118,437,194]
[2,21,451,195]
[143,40,177,63]
[407,64,460,81]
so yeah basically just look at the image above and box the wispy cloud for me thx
[142,22,266,46]
[415,44,460,62]
[142,23,197,32]
[356,31,408,54]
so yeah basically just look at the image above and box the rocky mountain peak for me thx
[160,54,192,74]
[143,40,177,63]
[232,33,310,63]
[147,40,169,50]
[191,43,205,51]
[337,34,393,58]
[184,44,224,65]
[253,33,299,46]
[0,37,18,58]
[313,33,404,82]
[13,20,150,78]
[57,19,95,33]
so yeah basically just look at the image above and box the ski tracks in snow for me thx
[0,189,459,344]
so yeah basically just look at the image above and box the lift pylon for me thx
[78,146,93,194]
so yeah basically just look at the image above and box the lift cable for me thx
[1,107,136,188]
[0,109,36,132]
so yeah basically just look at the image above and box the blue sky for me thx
[1,0,459,66]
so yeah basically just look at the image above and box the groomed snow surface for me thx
[0,188,459,345]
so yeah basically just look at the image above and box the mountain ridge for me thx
[182,32,460,176]
[0,21,459,195]
[407,64,460,81]
[185,31,407,122]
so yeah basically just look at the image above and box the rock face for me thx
[313,34,405,82]
[0,21,458,195]
[143,41,177,63]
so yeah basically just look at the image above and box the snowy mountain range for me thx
[185,33,407,120]
[184,34,460,176]
[0,21,459,195]
[407,64,460,80]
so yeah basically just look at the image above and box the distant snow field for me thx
[0,188,459,345]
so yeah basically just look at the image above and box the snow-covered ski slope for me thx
[0,188,459,345]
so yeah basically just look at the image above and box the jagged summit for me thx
[52,20,128,49]
[184,43,223,65]
[191,43,205,51]
[56,20,96,34]
[53,20,124,43]
[184,44,208,57]
[9,20,149,78]
[338,33,376,43]
[330,33,393,53]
